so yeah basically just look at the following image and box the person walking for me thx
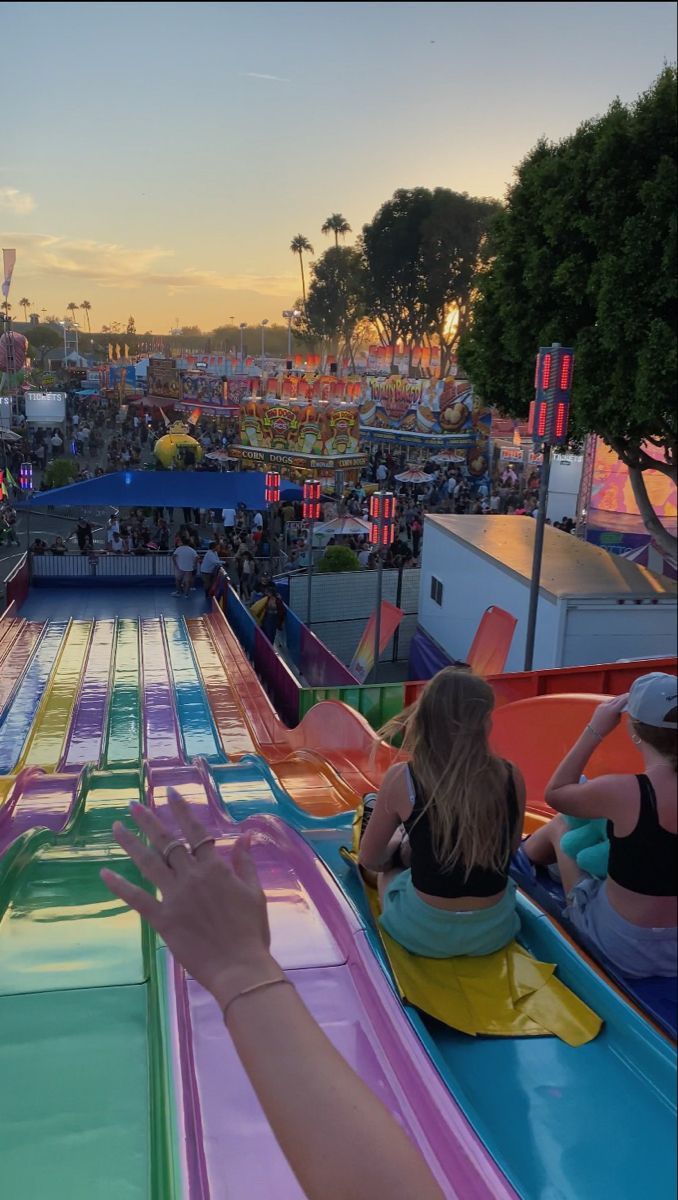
[172,538,198,597]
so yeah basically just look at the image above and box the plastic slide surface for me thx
[145,765,516,1200]
[0,621,67,773]
[0,621,44,713]
[0,767,177,1200]
[140,617,183,763]
[103,618,141,766]
[489,693,644,815]
[61,619,116,769]
[163,617,225,762]
[191,611,397,812]
[220,787,675,1200]
[0,602,675,1200]
[17,620,93,771]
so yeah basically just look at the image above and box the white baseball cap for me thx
[625,673,678,729]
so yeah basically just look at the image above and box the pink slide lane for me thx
[146,764,516,1200]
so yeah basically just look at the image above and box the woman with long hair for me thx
[523,673,677,978]
[359,668,526,958]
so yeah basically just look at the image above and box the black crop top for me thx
[403,765,519,899]
[607,775,677,897]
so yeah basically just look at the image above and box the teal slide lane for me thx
[163,617,225,762]
[104,619,142,766]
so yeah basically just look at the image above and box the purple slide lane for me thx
[0,767,80,856]
[140,618,183,763]
[60,620,116,770]
[146,770,515,1200]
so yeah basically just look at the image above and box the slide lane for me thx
[0,768,179,1200]
[0,617,21,664]
[0,622,68,774]
[284,821,677,1200]
[18,621,93,772]
[0,621,45,715]
[191,614,391,815]
[140,618,182,763]
[0,768,80,855]
[104,619,141,766]
[145,763,514,1200]
[163,617,224,762]
[186,617,256,758]
[60,619,116,770]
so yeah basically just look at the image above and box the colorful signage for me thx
[238,399,361,457]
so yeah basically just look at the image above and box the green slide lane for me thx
[104,619,142,766]
[0,769,147,996]
[0,768,180,1200]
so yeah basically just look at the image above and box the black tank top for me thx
[404,764,518,899]
[607,775,677,897]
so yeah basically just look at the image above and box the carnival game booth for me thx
[231,393,367,492]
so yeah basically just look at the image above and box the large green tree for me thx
[459,68,677,558]
[361,187,499,374]
[303,246,366,369]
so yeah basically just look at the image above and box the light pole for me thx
[524,343,574,670]
[303,479,321,627]
[260,318,269,374]
[282,308,301,360]
[239,322,246,370]
[369,491,396,683]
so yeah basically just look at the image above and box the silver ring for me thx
[162,837,188,865]
[190,835,216,856]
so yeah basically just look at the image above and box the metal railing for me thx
[31,552,176,579]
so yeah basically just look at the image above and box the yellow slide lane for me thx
[18,621,93,772]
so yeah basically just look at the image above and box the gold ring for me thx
[162,837,188,865]
[190,835,216,855]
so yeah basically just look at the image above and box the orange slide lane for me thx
[187,612,398,817]
[489,693,643,816]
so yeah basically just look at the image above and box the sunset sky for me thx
[3,1,675,333]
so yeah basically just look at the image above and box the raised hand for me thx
[100,787,276,1009]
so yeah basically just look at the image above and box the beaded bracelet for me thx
[585,723,603,741]
[222,976,291,1025]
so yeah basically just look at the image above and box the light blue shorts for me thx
[566,877,677,979]
[379,870,520,959]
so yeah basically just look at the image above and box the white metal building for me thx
[418,515,677,672]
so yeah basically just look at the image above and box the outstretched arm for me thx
[101,790,443,1200]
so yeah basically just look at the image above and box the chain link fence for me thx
[287,568,420,667]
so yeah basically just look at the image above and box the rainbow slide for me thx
[0,610,675,1199]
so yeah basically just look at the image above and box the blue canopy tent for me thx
[21,470,270,511]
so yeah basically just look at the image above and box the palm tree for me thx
[321,213,352,247]
[19,297,31,323]
[1,300,11,317]
[80,300,92,332]
[66,302,79,325]
[290,234,313,305]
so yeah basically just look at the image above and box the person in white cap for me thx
[523,672,677,979]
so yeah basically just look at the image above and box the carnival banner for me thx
[238,398,360,456]
[349,601,404,683]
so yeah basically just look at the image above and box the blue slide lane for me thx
[162,617,225,762]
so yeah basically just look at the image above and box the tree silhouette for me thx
[290,234,313,304]
[321,213,352,247]
[80,300,92,331]
[19,297,31,322]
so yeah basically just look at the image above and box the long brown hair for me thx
[379,668,510,877]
